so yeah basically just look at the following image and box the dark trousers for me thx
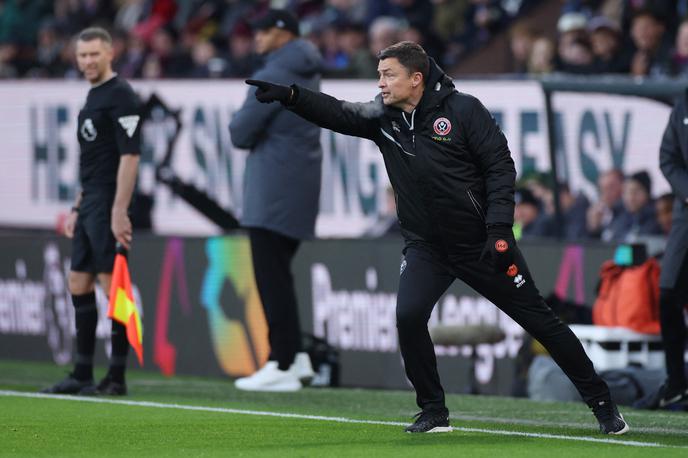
[659,254,688,391]
[249,227,302,370]
[397,245,610,411]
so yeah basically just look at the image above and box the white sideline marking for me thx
[0,390,678,449]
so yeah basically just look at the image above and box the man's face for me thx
[76,38,113,83]
[254,28,281,55]
[591,29,618,58]
[598,172,623,207]
[377,57,420,108]
[622,179,649,214]
[631,15,664,52]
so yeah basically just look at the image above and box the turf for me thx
[0,359,686,457]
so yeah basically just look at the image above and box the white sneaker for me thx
[290,352,315,383]
[234,361,302,392]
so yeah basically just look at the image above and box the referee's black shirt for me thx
[77,75,141,192]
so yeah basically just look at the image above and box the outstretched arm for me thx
[245,80,380,140]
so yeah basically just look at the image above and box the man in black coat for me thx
[635,92,688,409]
[245,41,628,434]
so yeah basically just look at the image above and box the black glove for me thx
[245,79,295,104]
[480,224,516,274]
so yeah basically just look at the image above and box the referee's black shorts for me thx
[71,191,116,274]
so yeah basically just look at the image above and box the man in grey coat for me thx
[229,9,323,391]
[635,91,688,409]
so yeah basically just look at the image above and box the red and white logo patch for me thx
[433,117,452,136]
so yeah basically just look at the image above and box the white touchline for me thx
[0,390,679,449]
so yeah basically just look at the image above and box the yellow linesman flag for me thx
[107,249,143,365]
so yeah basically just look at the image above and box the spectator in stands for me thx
[27,21,66,77]
[514,187,547,240]
[400,23,445,65]
[0,43,19,78]
[669,19,688,77]
[542,183,590,240]
[620,0,678,39]
[605,171,663,242]
[57,35,80,80]
[588,16,629,73]
[335,22,374,78]
[629,9,671,77]
[432,0,468,45]
[559,36,595,73]
[587,169,625,240]
[114,0,147,33]
[550,183,590,241]
[141,53,163,79]
[223,23,259,78]
[359,16,405,78]
[146,26,191,78]
[459,0,507,55]
[320,24,350,74]
[527,36,556,75]
[115,34,147,79]
[556,12,595,73]
[314,0,367,26]
[509,22,541,74]
[521,171,555,213]
[132,0,178,43]
[188,40,222,78]
[0,0,53,45]
[655,193,675,235]
[365,0,433,31]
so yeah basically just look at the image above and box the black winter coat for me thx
[290,58,516,258]
[659,90,688,289]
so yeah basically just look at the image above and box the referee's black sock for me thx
[72,292,97,381]
[109,320,129,383]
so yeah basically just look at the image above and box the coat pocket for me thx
[466,188,486,222]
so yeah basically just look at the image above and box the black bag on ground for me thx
[600,367,666,406]
[302,333,340,387]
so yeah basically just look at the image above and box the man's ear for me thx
[412,72,423,88]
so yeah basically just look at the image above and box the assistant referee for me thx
[42,27,141,396]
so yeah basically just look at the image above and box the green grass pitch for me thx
[0,359,686,457]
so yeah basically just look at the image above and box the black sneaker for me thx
[40,374,95,394]
[404,408,451,433]
[592,400,629,435]
[94,373,127,396]
[633,382,688,410]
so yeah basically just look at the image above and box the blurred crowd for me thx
[513,169,673,243]
[515,0,688,77]
[0,0,541,79]
[3,1,688,79]
[0,1,681,243]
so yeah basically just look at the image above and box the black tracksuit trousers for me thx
[397,244,610,412]
[659,254,688,392]
[249,227,302,371]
